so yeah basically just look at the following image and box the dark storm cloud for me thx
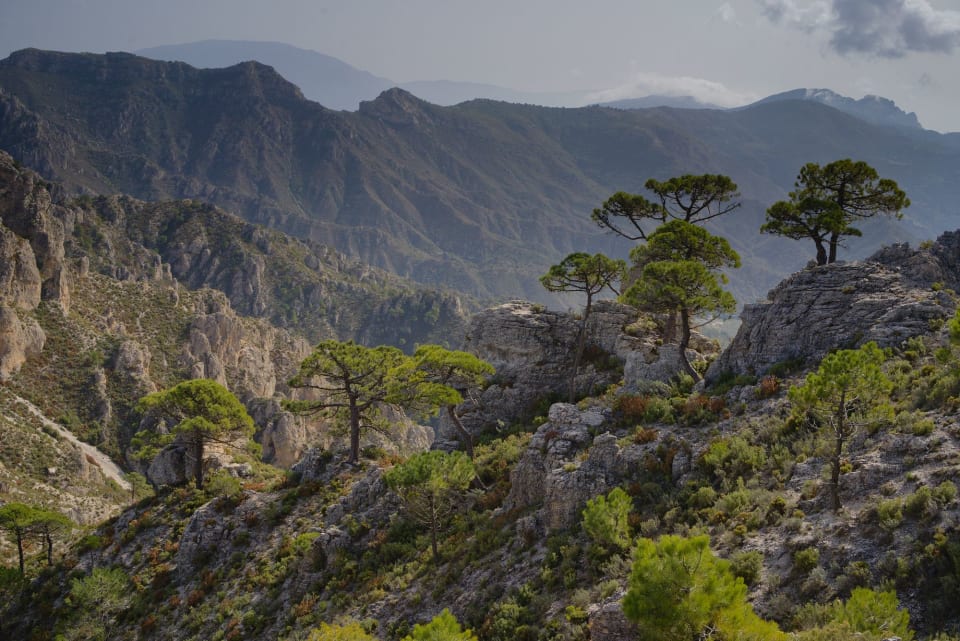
[759,0,960,57]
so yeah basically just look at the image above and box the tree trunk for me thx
[568,302,591,403]
[831,398,846,512]
[815,240,828,266]
[429,493,439,561]
[193,429,205,489]
[447,404,474,459]
[678,307,700,381]
[349,401,361,465]
[15,529,24,575]
[45,531,53,566]
[828,233,839,264]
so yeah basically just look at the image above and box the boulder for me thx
[707,259,952,381]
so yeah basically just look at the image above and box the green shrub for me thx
[205,471,243,499]
[840,561,872,591]
[688,486,717,509]
[707,371,757,396]
[729,550,764,587]
[793,547,820,573]
[934,480,958,505]
[876,498,904,531]
[828,587,914,641]
[700,435,767,489]
[78,534,105,553]
[582,487,632,552]
[642,397,675,424]
[904,486,937,520]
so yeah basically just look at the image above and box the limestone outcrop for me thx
[0,150,70,311]
[707,245,955,381]
[0,305,44,381]
[436,300,716,448]
[502,403,654,533]
[0,225,41,309]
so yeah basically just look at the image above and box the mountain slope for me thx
[2,49,960,305]
[751,87,923,130]
[136,40,393,111]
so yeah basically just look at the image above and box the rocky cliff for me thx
[434,300,718,449]
[707,235,960,381]
[0,150,460,520]
[8,230,960,639]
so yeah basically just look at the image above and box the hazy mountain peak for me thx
[757,87,922,129]
[137,39,392,111]
[596,94,722,110]
[359,87,433,119]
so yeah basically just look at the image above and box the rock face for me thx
[0,150,70,311]
[0,225,41,309]
[437,301,715,448]
[588,592,638,641]
[0,306,44,381]
[502,403,652,533]
[707,247,954,381]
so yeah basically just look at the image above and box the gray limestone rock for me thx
[113,339,156,396]
[0,224,41,309]
[588,592,637,641]
[0,305,45,381]
[503,403,643,532]
[707,259,952,381]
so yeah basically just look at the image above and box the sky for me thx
[2,0,960,131]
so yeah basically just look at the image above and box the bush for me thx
[828,588,914,641]
[642,397,675,424]
[729,550,764,587]
[582,487,632,551]
[206,471,243,499]
[934,480,957,505]
[633,426,658,444]
[876,498,903,531]
[793,547,820,573]
[707,371,757,396]
[904,487,937,520]
[700,435,767,489]
[756,376,781,399]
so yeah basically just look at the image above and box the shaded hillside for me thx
[6,236,960,639]
[1,49,959,304]
[0,151,468,531]
[67,193,469,348]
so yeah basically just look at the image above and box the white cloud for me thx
[759,0,960,57]
[583,72,758,108]
[713,2,739,23]
[758,0,832,30]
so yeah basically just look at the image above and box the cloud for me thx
[758,0,832,31]
[713,2,739,24]
[759,0,960,57]
[583,72,758,108]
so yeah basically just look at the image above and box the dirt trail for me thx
[13,395,131,491]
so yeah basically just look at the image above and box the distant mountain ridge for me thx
[750,87,923,130]
[134,40,941,137]
[136,40,393,111]
[2,48,959,306]
[595,95,721,110]
[136,39,588,110]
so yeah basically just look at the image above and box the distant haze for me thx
[1,0,960,131]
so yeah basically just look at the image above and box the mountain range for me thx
[1,48,960,306]
[135,40,951,137]
[136,40,590,111]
